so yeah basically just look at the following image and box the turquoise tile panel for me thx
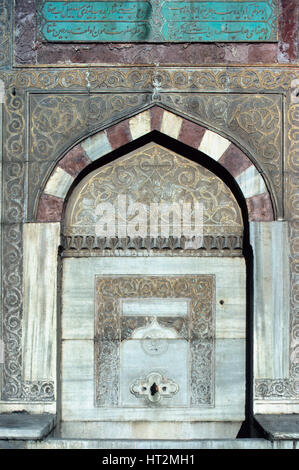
[38,0,278,42]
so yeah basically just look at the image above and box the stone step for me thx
[25,438,273,449]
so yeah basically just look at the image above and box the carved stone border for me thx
[61,235,243,257]
[95,275,215,407]
[0,66,298,402]
[0,0,11,69]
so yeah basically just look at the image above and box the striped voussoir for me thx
[37,106,274,223]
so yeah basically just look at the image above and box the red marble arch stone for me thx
[218,143,253,178]
[178,119,206,149]
[107,119,132,150]
[246,193,274,222]
[37,194,64,222]
[150,106,164,132]
[58,144,91,178]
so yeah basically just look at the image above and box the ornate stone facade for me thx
[0,65,298,406]
[95,275,215,407]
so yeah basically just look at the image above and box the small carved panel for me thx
[95,275,215,407]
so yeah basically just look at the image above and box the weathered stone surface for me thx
[248,44,278,64]
[161,110,183,139]
[250,222,290,382]
[14,0,36,65]
[219,144,253,178]
[150,106,164,131]
[255,414,299,440]
[278,0,298,63]
[178,119,206,149]
[23,223,60,384]
[12,1,299,65]
[199,130,231,161]
[26,437,272,449]
[0,0,11,69]
[81,131,112,161]
[129,111,151,140]
[37,194,64,223]
[235,166,267,199]
[224,44,249,63]
[106,119,132,150]
[58,144,91,178]
[44,167,74,199]
[0,413,56,440]
[246,193,274,222]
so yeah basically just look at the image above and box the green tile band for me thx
[38,0,277,42]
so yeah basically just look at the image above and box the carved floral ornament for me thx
[63,143,244,255]
[0,66,298,402]
[65,143,243,234]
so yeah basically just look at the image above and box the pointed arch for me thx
[36,106,274,223]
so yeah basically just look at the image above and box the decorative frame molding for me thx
[95,275,215,407]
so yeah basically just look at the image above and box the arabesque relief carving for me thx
[64,143,243,244]
[0,66,298,401]
[95,275,215,407]
[0,1,11,69]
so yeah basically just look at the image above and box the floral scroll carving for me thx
[95,275,215,407]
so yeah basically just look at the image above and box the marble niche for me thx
[60,143,246,439]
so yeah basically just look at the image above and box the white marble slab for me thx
[62,257,246,340]
[215,339,245,409]
[198,130,230,161]
[254,402,299,415]
[52,420,243,440]
[129,111,151,140]
[120,339,189,406]
[0,413,56,440]
[44,167,74,199]
[81,130,112,161]
[61,336,245,423]
[121,298,189,316]
[161,111,182,139]
[26,437,272,449]
[236,165,266,198]
[22,223,60,382]
[250,222,290,379]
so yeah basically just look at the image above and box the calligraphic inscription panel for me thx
[38,0,278,43]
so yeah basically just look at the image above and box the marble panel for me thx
[52,420,243,441]
[44,167,74,199]
[61,336,245,422]
[250,222,290,379]
[254,402,299,415]
[26,437,272,449]
[0,104,2,336]
[22,223,60,382]
[62,257,246,340]
[129,111,151,140]
[121,298,189,316]
[81,131,112,161]
[161,111,183,139]
[198,130,231,161]
[236,165,266,198]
